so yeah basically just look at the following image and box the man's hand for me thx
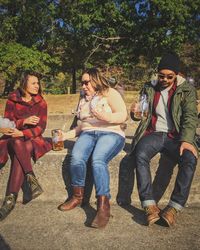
[23,116,40,125]
[180,141,198,158]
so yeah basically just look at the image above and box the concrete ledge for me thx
[0,115,200,206]
[1,147,200,206]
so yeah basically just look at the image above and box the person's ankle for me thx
[26,171,35,176]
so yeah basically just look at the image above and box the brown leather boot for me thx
[91,196,110,229]
[161,206,179,227]
[58,187,84,211]
[144,205,160,226]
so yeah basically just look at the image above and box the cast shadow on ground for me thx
[82,204,97,227]
[60,137,176,227]
[20,138,77,204]
[0,234,11,250]
[61,153,97,227]
[116,152,176,226]
[61,154,94,204]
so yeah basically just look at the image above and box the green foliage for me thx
[0,42,60,93]
[44,72,72,94]
[0,42,51,77]
[0,0,199,93]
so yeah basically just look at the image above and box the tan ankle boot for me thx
[161,206,179,226]
[58,187,84,211]
[91,196,110,229]
[144,205,160,226]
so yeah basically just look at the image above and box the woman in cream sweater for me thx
[58,68,127,229]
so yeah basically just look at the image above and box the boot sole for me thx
[57,202,82,211]
[90,224,106,229]
[90,221,109,229]
[148,216,160,226]
[32,189,43,200]
[161,215,173,227]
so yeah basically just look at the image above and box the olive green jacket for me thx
[130,75,198,153]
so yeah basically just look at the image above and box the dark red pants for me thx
[7,138,34,194]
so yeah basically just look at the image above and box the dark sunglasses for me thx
[81,80,90,86]
[158,74,175,80]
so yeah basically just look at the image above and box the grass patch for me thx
[0,91,139,116]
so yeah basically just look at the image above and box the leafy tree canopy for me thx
[0,42,60,94]
[0,0,199,93]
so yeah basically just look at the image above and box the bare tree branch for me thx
[84,42,103,66]
[91,35,128,41]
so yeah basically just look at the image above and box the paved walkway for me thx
[1,115,200,250]
[0,201,200,250]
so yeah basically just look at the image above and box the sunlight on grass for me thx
[0,91,139,116]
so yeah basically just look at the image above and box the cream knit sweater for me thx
[63,88,127,139]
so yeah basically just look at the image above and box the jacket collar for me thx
[150,74,186,88]
[8,89,43,104]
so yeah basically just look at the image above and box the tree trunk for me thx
[72,68,76,94]
[2,80,16,96]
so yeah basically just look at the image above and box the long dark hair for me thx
[19,71,42,96]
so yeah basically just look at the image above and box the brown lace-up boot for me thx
[91,196,110,229]
[144,205,160,226]
[58,187,84,211]
[161,206,179,227]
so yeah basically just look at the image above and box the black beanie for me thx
[158,53,180,73]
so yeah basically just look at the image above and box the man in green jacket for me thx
[131,53,198,227]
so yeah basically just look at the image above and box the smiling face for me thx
[81,73,96,96]
[158,69,177,89]
[25,75,40,96]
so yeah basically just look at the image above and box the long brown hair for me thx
[19,71,42,96]
[83,68,110,94]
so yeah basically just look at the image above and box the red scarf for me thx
[145,83,178,138]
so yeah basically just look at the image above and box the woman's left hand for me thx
[91,109,111,122]
[4,128,24,137]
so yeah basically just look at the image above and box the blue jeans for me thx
[70,131,125,198]
[135,132,197,210]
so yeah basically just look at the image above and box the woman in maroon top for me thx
[0,71,52,221]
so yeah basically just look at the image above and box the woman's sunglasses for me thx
[158,74,175,80]
[81,80,90,86]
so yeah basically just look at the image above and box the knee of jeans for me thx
[135,150,149,163]
[180,150,197,167]
[92,159,106,169]
[70,154,86,167]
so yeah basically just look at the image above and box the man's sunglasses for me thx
[158,74,175,80]
[81,80,90,86]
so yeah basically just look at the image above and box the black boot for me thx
[26,173,43,200]
[0,193,17,221]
